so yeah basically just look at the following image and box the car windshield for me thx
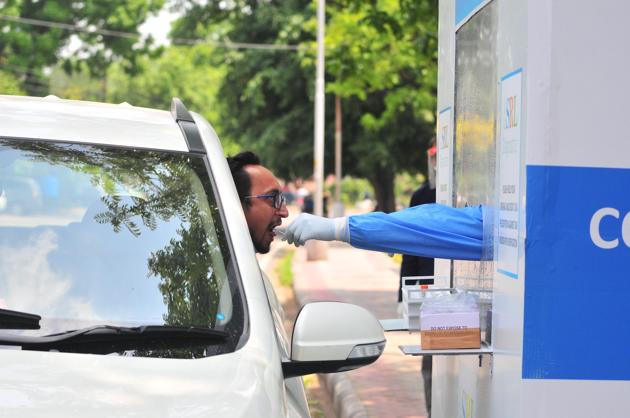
[0,139,244,358]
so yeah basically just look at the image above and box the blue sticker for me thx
[524,165,630,380]
[216,313,225,321]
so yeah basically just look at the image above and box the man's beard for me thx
[250,227,271,254]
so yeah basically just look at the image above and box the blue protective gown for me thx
[348,203,484,260]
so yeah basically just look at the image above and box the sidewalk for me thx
[292,241,428,418]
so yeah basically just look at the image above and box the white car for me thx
[0,95,385,417]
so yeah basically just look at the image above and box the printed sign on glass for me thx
[497,69,523,279]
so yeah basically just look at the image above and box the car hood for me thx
[0,347,287,418]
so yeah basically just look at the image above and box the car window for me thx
[0,139,244,358]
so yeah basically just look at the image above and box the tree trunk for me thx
[370,166,396,213]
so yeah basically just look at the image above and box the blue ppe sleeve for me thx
[348,204,484,260]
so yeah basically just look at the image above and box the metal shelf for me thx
[378,319,493,360]
[399,342,493,356]
[379,318,409,331]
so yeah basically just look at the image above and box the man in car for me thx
[227,151,289,254]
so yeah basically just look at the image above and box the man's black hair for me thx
[227,151,262,207]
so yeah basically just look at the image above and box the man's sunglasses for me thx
[244,190,286,209]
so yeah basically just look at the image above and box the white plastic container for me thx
[400,276,453,331]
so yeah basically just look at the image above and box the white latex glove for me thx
[276,213,349,247]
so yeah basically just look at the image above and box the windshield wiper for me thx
[0,325,228,354]
[0,308,41,330]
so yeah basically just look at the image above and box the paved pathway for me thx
[291,241,429,418]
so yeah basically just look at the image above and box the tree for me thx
[174,0,438,212]
[48,63,108,101]
[304,0,438,211]
[106,44,239,155]
[0,0,164,95]
[171,0,318,175]
[44,40,239,154]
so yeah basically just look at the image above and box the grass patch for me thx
[303,375,325,418]
[276,248,295,287]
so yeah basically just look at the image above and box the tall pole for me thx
[307,0,328,260]
[314,0,325,219]
[335,95,342,202]
[333,94,345,217]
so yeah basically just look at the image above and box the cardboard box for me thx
[420,310,481,349]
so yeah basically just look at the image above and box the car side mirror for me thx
[282,301,386,378]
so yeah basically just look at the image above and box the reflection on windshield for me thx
[0,228,98,323]
[0,140,243,358]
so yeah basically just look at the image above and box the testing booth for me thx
[413,0,630,417]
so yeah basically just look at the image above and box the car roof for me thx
[0,95,189,152]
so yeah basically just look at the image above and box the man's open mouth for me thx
[268,222,281,238]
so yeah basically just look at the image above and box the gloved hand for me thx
[275,213,349,247]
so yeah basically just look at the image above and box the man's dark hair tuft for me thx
[227,151,262,206]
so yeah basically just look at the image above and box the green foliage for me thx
[45,44,240,154]
[328,176,374,207]
[303,375,326,418]
[171,0,317,179]
[276,248,295,287]
[0,71,26,95]
[0,0,164,95]
[395,171,426,208]
[107,44,239,154]
[4,0,438,214]
[175,0,438,212]
[49,63,107,101]
[309,0,438,211]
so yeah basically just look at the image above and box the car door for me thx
[260,269,310,418]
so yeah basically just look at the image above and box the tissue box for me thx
[420,310,480,349]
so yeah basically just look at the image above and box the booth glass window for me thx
[452,0,498,341]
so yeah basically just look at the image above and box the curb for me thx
[292,265,369,418]
[319,373,368,418]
